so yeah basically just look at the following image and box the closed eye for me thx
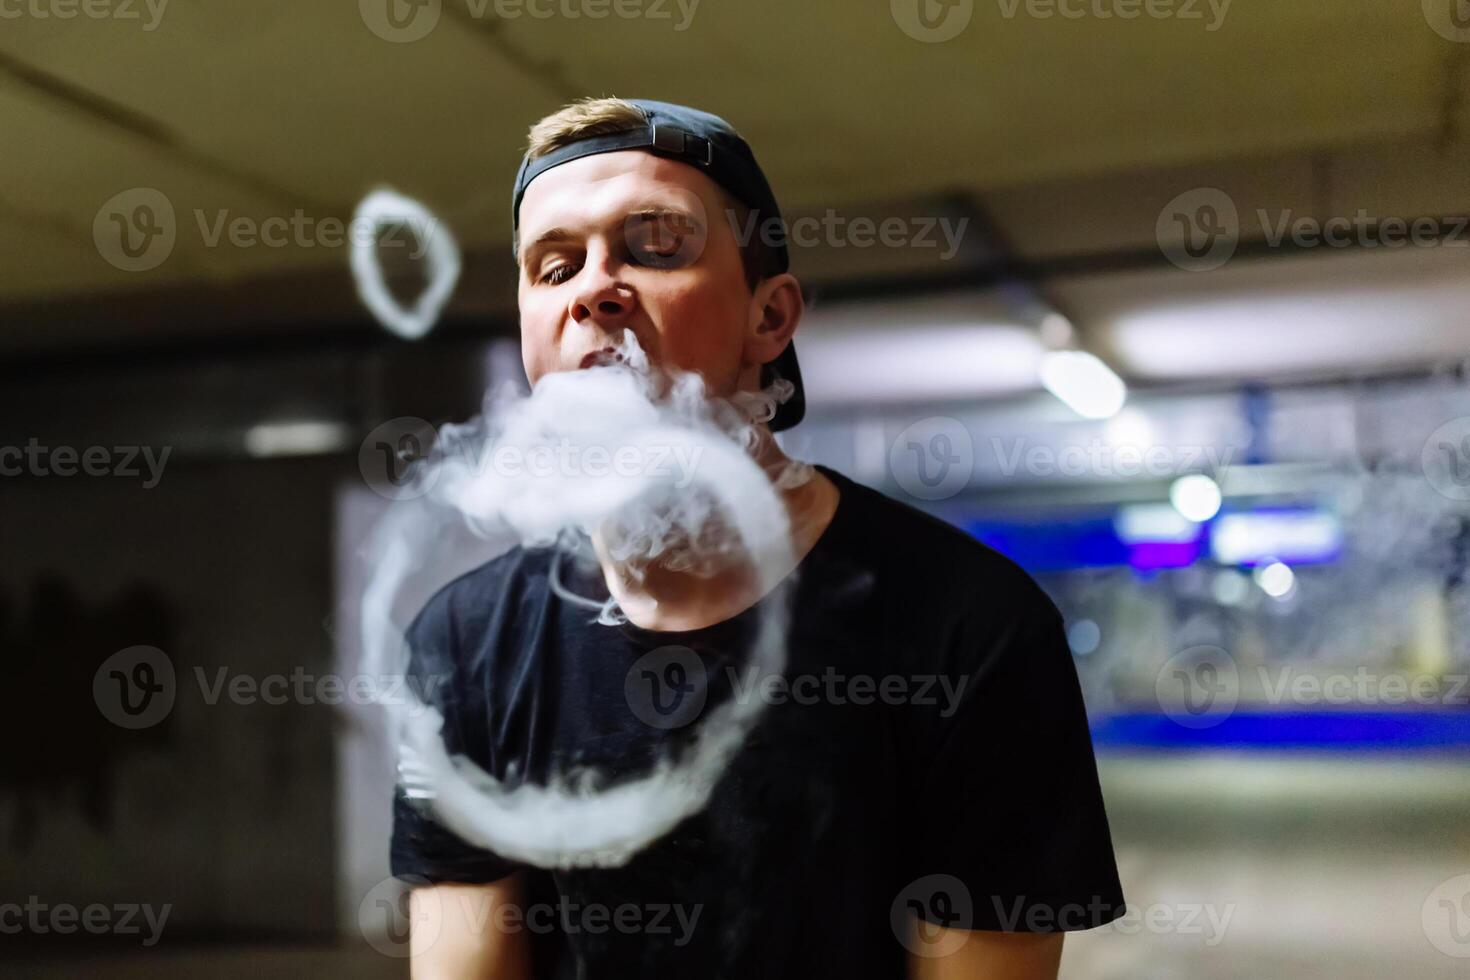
[626,218,699,269]
[540,263,580,285]
[630,241,685,268]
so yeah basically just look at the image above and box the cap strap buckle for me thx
[650,123,713,166]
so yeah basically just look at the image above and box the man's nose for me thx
[569,261,636,325]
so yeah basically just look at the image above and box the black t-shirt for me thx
[391,464,1124,977]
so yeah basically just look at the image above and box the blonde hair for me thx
[521,97,776,288]
[526,96,648,159]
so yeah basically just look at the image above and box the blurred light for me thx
[1211,510,1342,565]
[1169,474,1223,522]
[1212,569,1250,605]
[1127,540,1203,569]
[1039,312,1076,349]
[797,323,1044,404]
[1114,502,1199,543]
[1103,407,1156,449]
[1254,560,1296,599]
[965,515,1130,572]
[1103,260,1470,382]
[1067,618,1101,655]
[244,421,351,457]
[1040,349,1127,419]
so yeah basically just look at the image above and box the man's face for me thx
[515,150,758,398]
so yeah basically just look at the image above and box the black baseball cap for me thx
[511,99,805,432]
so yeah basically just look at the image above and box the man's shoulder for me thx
[826,468,1058,622]
[409,544,553,636]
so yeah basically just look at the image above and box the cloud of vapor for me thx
[360,330,808,868]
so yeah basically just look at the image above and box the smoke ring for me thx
[361,358,796,869]
[350,188,462,340]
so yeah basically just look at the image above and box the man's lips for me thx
[578,348,626,370]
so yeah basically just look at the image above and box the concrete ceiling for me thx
[1,0,1467,358]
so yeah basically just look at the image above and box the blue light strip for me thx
[1091,710,1470,753]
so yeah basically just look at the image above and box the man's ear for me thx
[747,272,804,367]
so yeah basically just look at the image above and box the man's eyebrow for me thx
[627,206,706,229]
[518,227,576,266]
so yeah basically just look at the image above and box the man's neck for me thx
[590,432,840,632]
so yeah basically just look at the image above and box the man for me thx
[391,97,1124,978]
